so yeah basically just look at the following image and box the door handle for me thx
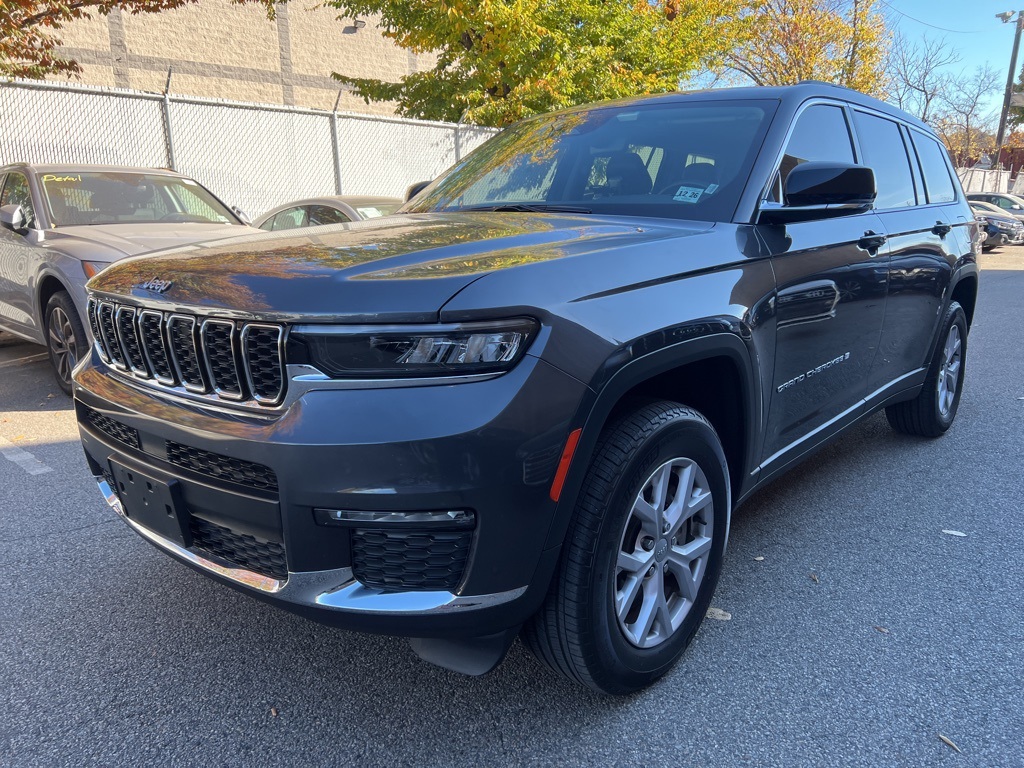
[858,230,887,253]
[932,221,952,237]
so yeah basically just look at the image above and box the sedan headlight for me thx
[290,318,538,379]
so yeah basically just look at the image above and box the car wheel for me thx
[522,401,730,695]
[45,291,86,396]
[885,301,967,438]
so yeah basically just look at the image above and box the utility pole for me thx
[995,11,1024,168]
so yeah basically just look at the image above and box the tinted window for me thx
[407,100,776,223]
[306,205,350,226]
[913,134,956,204]
[0,172,36,228]
[852,112,916,209]
[773,105,855,202]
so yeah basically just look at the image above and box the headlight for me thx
[290,318,538,379]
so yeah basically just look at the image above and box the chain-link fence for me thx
[0,78,499,218]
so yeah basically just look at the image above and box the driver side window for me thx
[769,105,855,203]
[0,173,36,228]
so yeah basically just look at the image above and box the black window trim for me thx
[907,126,961,206]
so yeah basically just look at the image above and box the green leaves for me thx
[328,0,748,127]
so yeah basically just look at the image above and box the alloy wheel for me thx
[614,457,715,649]
[937,324,962,417]
[48,305,78,385]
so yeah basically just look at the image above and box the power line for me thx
[877,0,985,35]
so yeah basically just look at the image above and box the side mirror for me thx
[759,162,876,224]
[231,206,252,225]
[405,180,432,202]
[0,204,26,233]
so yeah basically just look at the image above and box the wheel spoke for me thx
[616,573,645,623]
[617,548,651,575]
[650,463,673,512]
[633,578,661,641]
[631,497,660,530]
[662,463,693,534]
[49,326,64,347]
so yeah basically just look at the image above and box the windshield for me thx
[405,99,776,223]
[37,172,239,227]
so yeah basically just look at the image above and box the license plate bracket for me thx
[109,457,192,547]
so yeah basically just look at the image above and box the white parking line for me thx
[0,434,54,475]
[0,352,49,369]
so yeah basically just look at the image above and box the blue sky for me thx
[884,0,1021,114]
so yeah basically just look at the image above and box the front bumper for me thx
[75,350,586,638]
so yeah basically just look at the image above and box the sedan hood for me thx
[48,222,255,258]
[88,213,709,323]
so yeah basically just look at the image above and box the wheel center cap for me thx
[654,538,669,562]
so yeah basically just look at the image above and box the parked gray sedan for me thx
[254,195,402,231]
[0,164,260,393]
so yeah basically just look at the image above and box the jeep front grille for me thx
[90,300,286,407]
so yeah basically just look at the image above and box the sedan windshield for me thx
[405,99,777,223]
[37,172,238,226]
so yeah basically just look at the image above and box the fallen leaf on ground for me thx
[271,707,278,717]
[872,625,890,634]
[938,734,962,754]
[941,530,967,537]
[706,607,731,621]
[754,556,765,562]
[809,573,820,583]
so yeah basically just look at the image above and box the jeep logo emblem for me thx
[135,278,173,294]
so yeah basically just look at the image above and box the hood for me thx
[47,222,256,259]
[87,213,710,323]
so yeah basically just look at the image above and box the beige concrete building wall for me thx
[51,0,431,115]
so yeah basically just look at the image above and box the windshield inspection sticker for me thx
[673,185,705,203]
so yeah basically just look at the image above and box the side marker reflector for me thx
[549,427,583,502]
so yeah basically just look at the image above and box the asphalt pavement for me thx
[1,252,1022,767]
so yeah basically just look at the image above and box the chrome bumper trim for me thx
[97,476,527,615]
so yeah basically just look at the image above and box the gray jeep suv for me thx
[74,84,978,694]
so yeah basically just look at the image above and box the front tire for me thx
[523,401,730,694]
[44,291,86,396]
[885,301,967,438]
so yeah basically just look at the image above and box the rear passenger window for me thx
[852,112,916,209]
[912,133,956,203]
[771,105,855,202]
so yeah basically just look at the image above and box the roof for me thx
[0,163,186,176]
[541,81,933,135]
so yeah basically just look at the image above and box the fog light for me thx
[314,508,475,529]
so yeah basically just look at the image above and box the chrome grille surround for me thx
[88,299,286,408]
[241,324,285,404]
[138,309,176,386]
[200,318,244,400]
[98,301,126,369]
[167,314,206,393]
[115,305,149,378]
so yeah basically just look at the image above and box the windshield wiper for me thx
[458,203,593,214]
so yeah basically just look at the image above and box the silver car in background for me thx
[254,195,402,231]
[0,164,260,393]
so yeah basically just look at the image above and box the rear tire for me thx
[44,291,86,396]
[523,401,730,695]
[885,301,967,438]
